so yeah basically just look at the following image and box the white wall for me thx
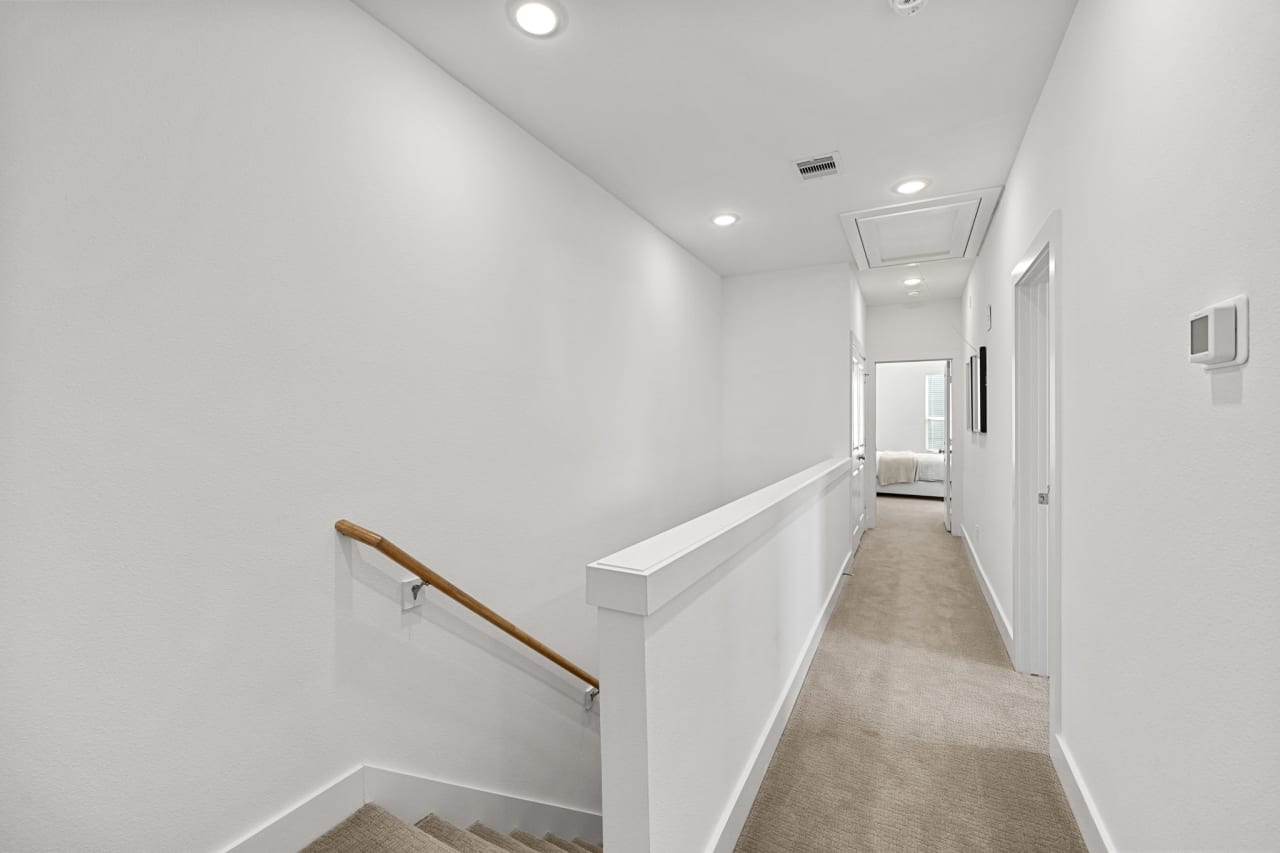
[864,299,965,528]
[0,2,725,851]
[851,275,868,353]
[721,264,855,500]
[876,360,945,453]
[960,1,1280,847]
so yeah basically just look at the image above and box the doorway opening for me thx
[873,359,953,532]
[850,339,869,553]
[1011,219,1059,687]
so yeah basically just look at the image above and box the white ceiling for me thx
[354,0,1076,303]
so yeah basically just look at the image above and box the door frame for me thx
[1009,212,1063,730]
[850,335,868,552]
[868,357,955,532]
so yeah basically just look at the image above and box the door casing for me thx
[1010,212,1063,738]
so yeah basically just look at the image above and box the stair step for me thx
[301,804,456,853]
[468,823,539,853]
[544,835,598,853]
[417,814,506,853]
[509,830,564,853]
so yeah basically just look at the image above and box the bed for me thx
[876,451,947,498]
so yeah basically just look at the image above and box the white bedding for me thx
[877,451,946,483]
[915,452,946,482]
[876,451,917,485]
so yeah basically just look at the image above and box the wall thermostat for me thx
[1189,295,1248,370]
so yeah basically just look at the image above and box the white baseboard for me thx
[222,765,602,853]
[961,525,1014,661]
[221,767,366,853]
[710,550,852,853]
[1050,733,1115,853]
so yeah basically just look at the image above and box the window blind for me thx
[925,374,946,451]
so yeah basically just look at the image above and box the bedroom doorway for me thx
[872,359,953,532]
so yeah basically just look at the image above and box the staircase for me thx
[302,804,602,853]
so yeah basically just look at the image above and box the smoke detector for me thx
[889,0,928,16]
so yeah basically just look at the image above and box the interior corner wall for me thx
[851,271,868,353]
[959,0,1280,847]
[863,299,965,530]
[720,264,854,501]
[0,2,726,850]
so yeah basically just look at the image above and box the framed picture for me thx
[967,343,988,432]
[969,346,988,433]
[965,357,974,432]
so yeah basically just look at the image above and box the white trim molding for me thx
[1008,211,1063,691]
[1051,734,1115,853]
[587,457,850,615]
[221,765,602,853]
[961,524,1014,661]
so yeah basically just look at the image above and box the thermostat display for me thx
[1190,315,1210,355]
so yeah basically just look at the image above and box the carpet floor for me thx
[735,496,1085,852]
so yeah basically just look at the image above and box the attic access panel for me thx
[840,187,1002,270]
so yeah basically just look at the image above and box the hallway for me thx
[736,497,1084,852]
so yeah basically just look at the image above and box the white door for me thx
[943,359,953,533]
[850,341,867,551]
[1013,249,1052,676]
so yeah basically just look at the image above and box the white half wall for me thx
[589,459,852,853]
[960,0,1280,847]
[0,2,725,851]
[721,264,856,500]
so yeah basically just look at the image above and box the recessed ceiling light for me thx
[907,290,921,297]
[889,0,929,17]
[903,276,923,286]
[712,213,739,227]
[512,1,561,36]
[894,178,929,195]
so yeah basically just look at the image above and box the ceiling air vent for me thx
[794,153,840,181]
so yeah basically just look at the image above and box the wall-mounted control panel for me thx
[1189,295,1248,370]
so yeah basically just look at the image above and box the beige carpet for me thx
[735,497,1085,852]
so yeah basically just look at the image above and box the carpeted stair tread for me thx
[468,823,539,853]
[509,830,565,853]
[543,835,592,853]
[572,839,603,853]
[301,804,457,853]
[416,814,506,853]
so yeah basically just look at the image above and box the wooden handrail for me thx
[335,519,600,690]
